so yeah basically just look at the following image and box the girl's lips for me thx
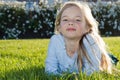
[66,28,76,31]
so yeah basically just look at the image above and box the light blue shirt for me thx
[45,34,101,75]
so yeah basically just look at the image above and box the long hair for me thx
[55,1,112,73]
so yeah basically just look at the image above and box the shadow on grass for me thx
[1,66,88,80]
[1,66,60,80]
[1,66,120,80]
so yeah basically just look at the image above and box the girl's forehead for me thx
[61,6,82,17]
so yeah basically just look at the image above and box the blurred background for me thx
[0,0,120,39]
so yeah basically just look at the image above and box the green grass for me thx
[0,37,120,80]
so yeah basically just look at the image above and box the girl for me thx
[45,1,112,75]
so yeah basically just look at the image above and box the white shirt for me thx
[45,34,101,75]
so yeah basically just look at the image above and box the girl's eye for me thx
[62,19,68,21]
[76,19,81,22]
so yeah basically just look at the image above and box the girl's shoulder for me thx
[50,34,64,42]
[50,34,65,48]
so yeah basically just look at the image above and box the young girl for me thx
[45,1,112,75]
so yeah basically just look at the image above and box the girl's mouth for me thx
[66,28,76,31]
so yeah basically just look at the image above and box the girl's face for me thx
[59,6,88,40]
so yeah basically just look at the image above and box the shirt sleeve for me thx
[82,34,101,75]
[45,35,60,75]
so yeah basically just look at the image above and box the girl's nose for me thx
[68,21,74,25]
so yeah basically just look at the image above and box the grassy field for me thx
[0,37,120,80]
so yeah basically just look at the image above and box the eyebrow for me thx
[76,16,82,18]
[61,15,82,18]
[61,16,67,18]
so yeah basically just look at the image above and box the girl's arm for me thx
[82,34,102,75]
[45,35,60,75]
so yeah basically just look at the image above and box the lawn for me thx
[0,37,120,80]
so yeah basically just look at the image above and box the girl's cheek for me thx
[77,24,87,33]
[62,21,66,24]
[60,22,67,27]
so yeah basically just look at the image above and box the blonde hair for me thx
[55,1,112,74]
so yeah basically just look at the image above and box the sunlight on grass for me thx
[104,37,120,59]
